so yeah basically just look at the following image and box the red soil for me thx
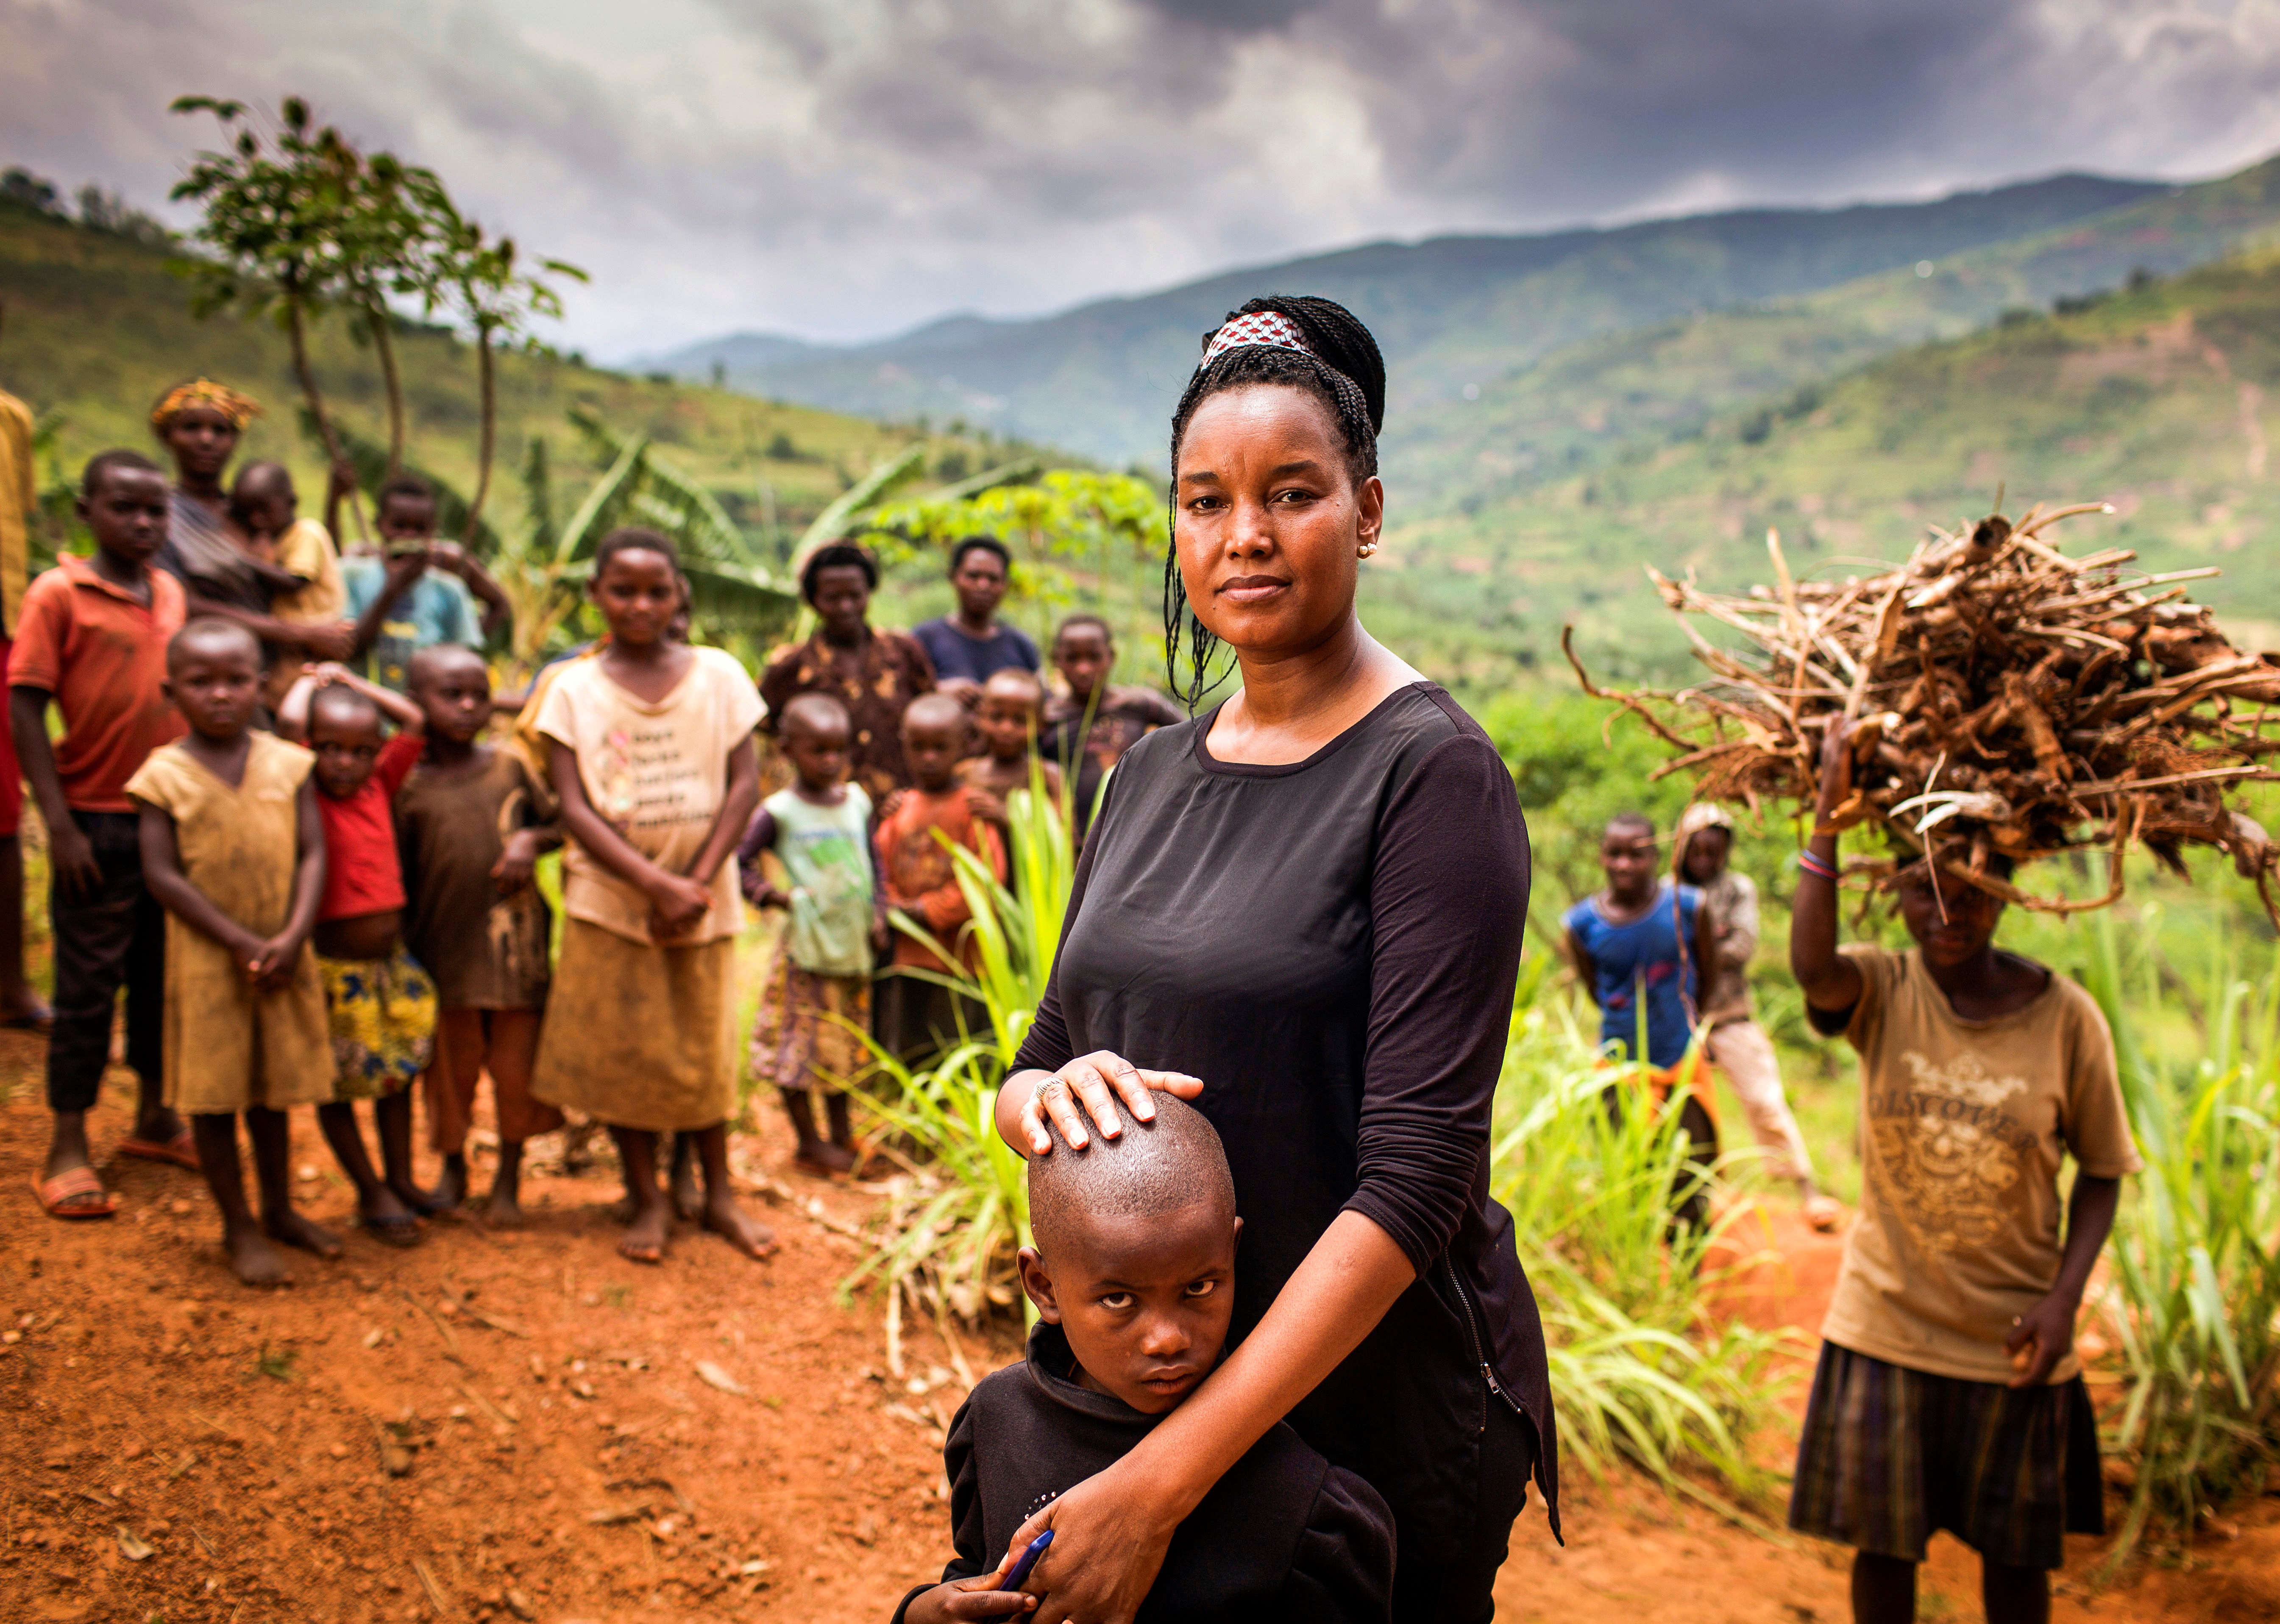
[3,1038,2273,1623]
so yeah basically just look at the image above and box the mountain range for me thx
[641,172,2179,464]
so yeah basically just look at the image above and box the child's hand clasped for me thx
[646,871,714,937]
[2004,1291,2081,1388]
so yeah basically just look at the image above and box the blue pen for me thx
[988,1529,1053,1618]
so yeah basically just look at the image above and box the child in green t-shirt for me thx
[740,693,888,1176]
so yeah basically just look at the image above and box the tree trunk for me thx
[366,304,406,476]
[287,297,369,543]
[464,326,495,545]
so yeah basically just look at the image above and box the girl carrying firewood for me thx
[1787,716,2139,1624]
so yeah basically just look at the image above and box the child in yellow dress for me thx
[129,620,333,1285]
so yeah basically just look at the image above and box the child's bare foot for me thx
[702,1190,777,1260]
[484,1188,528,1229]
[670,1151,702,1224]
[793,1140,858,1178]
[358,1184,422,1248]
[224,1223,292,1286]
[264,1209,343,1260]
[618,1201,670,1264]
[423,1154,467,1216]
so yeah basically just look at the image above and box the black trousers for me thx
[47,811,164,1113]
[1392,1393,1538,1623]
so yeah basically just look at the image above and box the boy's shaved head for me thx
[167,617,260,673]
[780,691,850,738]
[233,459,294,498]
[983,667,1043,703]
[902,692,967,734]
[1028,1093,1235,1262]
[407,642,487,694]
[309,683,382,736]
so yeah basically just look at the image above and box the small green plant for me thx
[255,1344,299,1383]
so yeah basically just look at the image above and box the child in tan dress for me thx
[530,528,773,1264]
[128,620,333,1286]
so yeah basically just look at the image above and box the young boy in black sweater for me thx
[895,1095,1394,1624]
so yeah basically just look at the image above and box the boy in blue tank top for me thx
[740,692,887,1176]
[1563,811,1723,1226]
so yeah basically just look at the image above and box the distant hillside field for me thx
[0,197,1013,555]
[647,172,2163,463]
[1369,247,2280,691]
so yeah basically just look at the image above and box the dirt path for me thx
[3,1037,2274,1622]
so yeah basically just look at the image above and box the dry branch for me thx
[1569,508,2280,919]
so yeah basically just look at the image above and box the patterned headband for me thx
[150,378,263,432]
[1202,310,1314,366]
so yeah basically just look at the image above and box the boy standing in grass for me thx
[1563,811,1721,1225]
[957,668,1063,811]
[1675,801,1842,1231]
[873,693,1006,1061]
[398,643,562,1222]
[1041,615,1182,837]
[741,692,885,1176]
[130,620,334,1285]
[1788,721,2137,1624]
[17,453,190,1218]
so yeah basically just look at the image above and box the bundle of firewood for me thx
[1566,502,2280,918]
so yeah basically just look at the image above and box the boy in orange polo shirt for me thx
[14,451,191,1217]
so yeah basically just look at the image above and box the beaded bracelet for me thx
[1798,849,1840,882]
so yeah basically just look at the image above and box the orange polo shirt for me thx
[11,554,188,812]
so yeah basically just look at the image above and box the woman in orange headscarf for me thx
[148,380,353,673]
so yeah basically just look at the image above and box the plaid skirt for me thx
[1789,1341,2104,1569]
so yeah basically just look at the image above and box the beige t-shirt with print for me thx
[535,645,762,946]
[1821,944,2141,1384]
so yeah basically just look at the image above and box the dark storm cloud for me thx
[5,0,2279,351]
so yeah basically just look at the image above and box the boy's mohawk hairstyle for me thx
[1027,1093,1235,1260]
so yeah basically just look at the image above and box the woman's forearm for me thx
[1117,1210,1415,1519]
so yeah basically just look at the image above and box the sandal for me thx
[34,1167,120,1220]
[118,1129,202,1172]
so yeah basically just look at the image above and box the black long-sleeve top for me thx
[892,1324,1395,1623]
[1012,682,1559,1563]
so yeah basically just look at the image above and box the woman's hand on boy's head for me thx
[1008,1053,1205,1157]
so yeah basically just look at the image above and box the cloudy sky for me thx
[8,0,2280,356]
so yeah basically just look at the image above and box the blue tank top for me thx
[1563,881,1701,1068]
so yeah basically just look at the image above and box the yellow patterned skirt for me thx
[318,946,439,1101]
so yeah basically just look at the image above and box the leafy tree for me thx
[867,468,1165,646]
[169,97,369,497]
[423,199,585,542]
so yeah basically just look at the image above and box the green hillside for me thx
[1388,153,2280,519]
[0,196,1015,557]
[1370,247,2280,691]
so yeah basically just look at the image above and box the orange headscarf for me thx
[149,378,263,433]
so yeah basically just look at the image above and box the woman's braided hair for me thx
[1162,295,1386,709]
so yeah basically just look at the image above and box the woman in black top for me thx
[999,298,1555,1624]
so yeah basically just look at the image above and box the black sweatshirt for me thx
[893,1324,1395,1624]
[1013,683,1559,1562]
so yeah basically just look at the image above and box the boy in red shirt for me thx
[874,693,1006,1059]
[14,452,189,1218]
[278,663,436,1243]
